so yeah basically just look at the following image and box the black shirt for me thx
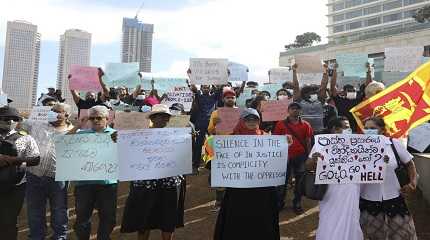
[333,96,361,133]
[77,99,105,116]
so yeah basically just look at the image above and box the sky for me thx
[0,0,328,96]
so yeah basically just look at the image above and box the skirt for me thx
[360,197,417,240]
[214,187,280,240]
[120,181,185,233]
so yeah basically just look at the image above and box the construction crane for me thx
[135,1,145,19]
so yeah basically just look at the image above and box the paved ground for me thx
[18,168,430,240]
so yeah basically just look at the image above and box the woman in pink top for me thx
[143,90,165,106]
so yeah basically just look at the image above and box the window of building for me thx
[404,9,419,18]
[346,9,363,19]
[424,45,430,57]
[346,21,363,30]
[333,14,345,22]
[345,0,363,8]
[383,12,403,22]
[364,5,382,15]
[383,0,403,11]
[333,25,345,33]
[365,17,381,26]
[333,2,345,11]
[404,0,425,6]
[363,0,378,4]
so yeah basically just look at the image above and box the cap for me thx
[288,102,302,109]
[223,87,236,98]
[170,103,185,112]
[240,108,260,120]
[0,106,22,121]
[147,104,172,119]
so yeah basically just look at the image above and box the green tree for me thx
[285,32,321,50]
[413,5,430,23]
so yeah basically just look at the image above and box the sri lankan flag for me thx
[350,61,430,138]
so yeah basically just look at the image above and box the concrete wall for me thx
[414,154,430,205]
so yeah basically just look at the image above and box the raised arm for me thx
[292,64,301,101]
[69,74,82,104]
[97,68,110,99]
[319,64,329,100]
[365,62,373,86]
[235,81,246,97]
[330,64,339,97]
[132,85,142,99]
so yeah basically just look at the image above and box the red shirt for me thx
[273,119,313,159]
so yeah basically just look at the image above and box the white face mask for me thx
[342,128,352,134]
[363,129,379,135]
[140,105,151,113]
[136,95,145,101]
[309,94,318,102]
[170,110,181,116]
[346,92,357,100]
[47,110,59,123]
[110,99,120,105]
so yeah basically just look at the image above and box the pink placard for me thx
[216,107,241,134]
[261,99,290,122]
[69,65,102,91]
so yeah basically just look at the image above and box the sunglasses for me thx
[88,116,106,121]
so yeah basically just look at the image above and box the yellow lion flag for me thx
[350,61,430,138]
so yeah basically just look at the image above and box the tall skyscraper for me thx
[122,17,154,72]
[57,29,91,108]
[2,20,40,112]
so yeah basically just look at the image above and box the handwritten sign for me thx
[211,135,288,188]
[298,73,323,86]
[55,133,118,181]
[69,65,101,91]
[261,99,290,122]
[217,108,241,134]
[228,62,248,82]
[113,112,150,130]
[0,94,7,107]
[118,128,192,180]
[314,134,387,184]
[269,67,293,83]
[161,87,193,111]
[336,54,368,78]
[29,106,51,122]
[189,58,228,85]
[167,115,191,128]
[384,47,423,72]
[102,62,140,88]
[408,123,430,152]
[153,77,188,95]
[294,55,322,74]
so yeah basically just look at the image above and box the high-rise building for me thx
[2,20,40,112]
[122,17,154,72]
[280,0,430,75]
[57,29,91,108]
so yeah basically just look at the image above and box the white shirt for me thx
[360,137,413,201]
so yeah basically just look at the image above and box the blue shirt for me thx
[74,127,118,186]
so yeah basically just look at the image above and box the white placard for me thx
[189,58,228,85]
[314,134,387,184]
[408,123,430,152]
[384,46,423,72]
[211,135,288,188]
[29,106,51,122]
[298,73,323,86]
[269,67,293,83]
[161,86,193,111]
[117,128,192,181]
[228,62,248,82]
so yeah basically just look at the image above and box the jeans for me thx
[0,183,26,240]
[278,154,307,210]
[26,173,68,240]
[74,184,117,240]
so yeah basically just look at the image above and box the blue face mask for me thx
[363,129,379,135]
[342,128,352,134]
[47,111,59,123]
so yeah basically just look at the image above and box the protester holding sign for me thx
[0,106,40,240]
[273,102,313,213]
[121,104,185,240]
[67,106,118,240]
[293,64,337,134]
[305,117,364,240]
[208,88,239,135]
[23,103,73,240]
[214,108,280,240]
[359,117,418,239]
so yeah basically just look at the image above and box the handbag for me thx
[390,138,410,187]
[301,171,328,201]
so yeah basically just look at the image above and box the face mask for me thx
[286,89,294,95]
[346,92,357,100]
[363,129,379,135]
[136,95,145,101]
[110,99,120,105]
[170,110,181,116]
[278,95,288,100]
[264,96,270,101]
[47,110,59,123]
[342,128,352,134]
[309,94,318,102]
[0,120,17,133]
[141,105,151,113]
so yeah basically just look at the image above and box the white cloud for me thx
[0,0,328,83]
